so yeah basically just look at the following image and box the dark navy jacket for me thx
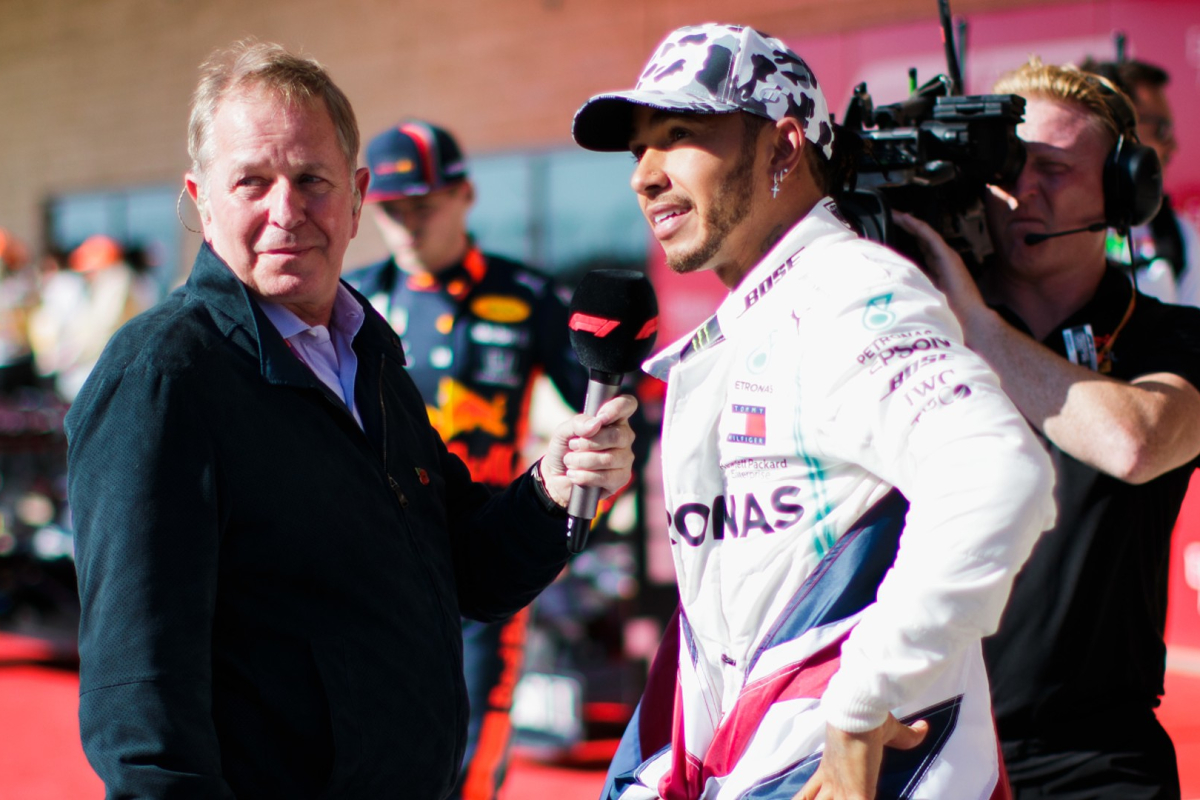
[67,244,571,799]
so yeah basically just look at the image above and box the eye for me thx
[667,126,691,143]
[630,145,646,163]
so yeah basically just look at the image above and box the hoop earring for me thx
[177,187,201,234]
[771,168,788,199]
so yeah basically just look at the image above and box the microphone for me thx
[564,269,659,553]
[1024,222,1107,245]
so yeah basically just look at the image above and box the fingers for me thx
[883,718,929,751]
[541,395,638,501]
[566,395,638,448]
[570,394,638,436]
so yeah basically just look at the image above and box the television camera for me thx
[838,0,1027,269]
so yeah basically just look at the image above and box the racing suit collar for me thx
[403,243,488,299]
[644,197,855,380]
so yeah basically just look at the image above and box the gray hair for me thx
[188,40,360,187]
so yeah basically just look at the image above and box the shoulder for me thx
[1118,290,1200,385]
[77,288,247,404]
[792,235,945,321]
[1132,289,1200,333]
[479,252,569,304]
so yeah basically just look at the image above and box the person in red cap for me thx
[344,120,588,800]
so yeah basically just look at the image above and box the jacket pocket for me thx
[310,637,365,798]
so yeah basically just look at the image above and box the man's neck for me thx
[717,193,822,290]
[395,237,470,278]
[985,257,1107,341]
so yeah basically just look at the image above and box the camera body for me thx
[838,76,1027,269]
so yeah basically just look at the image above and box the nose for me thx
[631,149,668,199]
[1160,132,1177,168]
[269,179,306,229]
[993,163,1036,211]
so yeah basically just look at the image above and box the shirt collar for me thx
[255,282,366,342]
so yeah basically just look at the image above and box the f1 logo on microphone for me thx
[569,312,619,337]
[569,313,659,339]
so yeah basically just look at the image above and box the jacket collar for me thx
[185,243,406,391]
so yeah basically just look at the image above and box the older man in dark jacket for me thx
[66,41,636,800]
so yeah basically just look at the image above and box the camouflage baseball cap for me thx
[572,23,833,159]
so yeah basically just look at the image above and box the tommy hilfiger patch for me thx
[727,404,767,445]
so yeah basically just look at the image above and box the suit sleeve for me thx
[800,248,1057,732]
[67,361,233,799]
[437,436,571,621]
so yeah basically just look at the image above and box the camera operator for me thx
[897,58,1200,799]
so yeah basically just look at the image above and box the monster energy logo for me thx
[681,316,725,361]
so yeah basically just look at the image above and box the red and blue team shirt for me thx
[344,247,587,487]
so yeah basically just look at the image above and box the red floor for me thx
[1,632,1196,799]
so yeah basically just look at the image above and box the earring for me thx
[771,168,788,199]
[176,187,201,234]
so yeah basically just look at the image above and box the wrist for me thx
[530,459,568,518]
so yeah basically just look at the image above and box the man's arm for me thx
[789,248,1055,799]
[896,212,1200,483]
[444,394,637,619]
[67,361,232,799]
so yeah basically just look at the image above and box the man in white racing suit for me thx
[571,23,1056,800]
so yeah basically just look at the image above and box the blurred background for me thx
[1,0,1199,797]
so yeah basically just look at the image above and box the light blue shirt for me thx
[256,284,365,428]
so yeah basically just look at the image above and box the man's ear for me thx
[350,167,371,237]
[460,179,477,209]
[770,117,807,178]
[184,173,209,229]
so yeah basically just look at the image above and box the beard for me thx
[665,134,758,274]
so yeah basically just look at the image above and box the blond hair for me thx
[188,40,360,184]
[993,56,1137,147]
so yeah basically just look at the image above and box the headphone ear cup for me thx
[1104,138,1163,230]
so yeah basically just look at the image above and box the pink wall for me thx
[653,0,1200,345]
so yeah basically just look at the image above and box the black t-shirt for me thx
[984,266,1200,741]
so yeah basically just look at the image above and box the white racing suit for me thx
[605,200,1055,800]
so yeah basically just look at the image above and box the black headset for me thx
[1084,70,1163,232]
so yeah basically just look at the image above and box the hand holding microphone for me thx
[542,269,658,553]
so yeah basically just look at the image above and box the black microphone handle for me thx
[566,371,622,553]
